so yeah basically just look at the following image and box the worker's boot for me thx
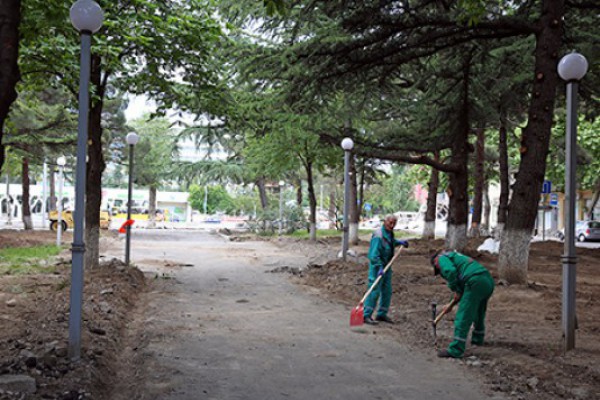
[364,316,379,325]
[375,315,394,324]
[437,349,454,358]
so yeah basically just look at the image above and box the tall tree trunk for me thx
[295,177,302,207]
[328,185,336,229]
[256,177,268,210]
[470,127,485,237]
[304,161,317,241]
[586,177,600,220]
[446,163,469,251]
[85,55,105,269]
[349,154,359,245]
[445,55,472,251]
[0,0,21,172]
[499,0,563,284]
[21,156,32,229]
[358,158,366,217]
[423,152,440,239]
[49,168,56,211]
[483,181,491,234]
[147,185,157,229]
[496,115,509,240]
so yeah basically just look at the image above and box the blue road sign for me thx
[364,203,372,211]
[542,180,552,194]
[550,193,558,206]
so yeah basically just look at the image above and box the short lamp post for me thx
[203,185,208,215]
[557,52,588,352]
[125,132,139,265]
[278,180,285,238]
[341,138,354,261]
[68,0,104,361]
[56,156,66,247]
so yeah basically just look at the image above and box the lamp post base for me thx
[68,241,86,360]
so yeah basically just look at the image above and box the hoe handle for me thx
[359,248,403,305]
[434,297,458,325]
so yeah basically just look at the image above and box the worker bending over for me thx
[431,250,495,358]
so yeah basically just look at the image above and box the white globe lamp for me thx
[70,0,104,33]
[341,137,354,151]
[126,132,140,146]
[557,53,588,82]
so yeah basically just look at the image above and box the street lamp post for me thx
[125,132,139,265]
[557,52,588,352]
[42,160,48,228]
[203,185,208,215]
[320,184,323,214]
[5,172,11,226]
[56,156,66,247]
[68,0,104,361]
[279,180,285,238]
[341,138,354,261]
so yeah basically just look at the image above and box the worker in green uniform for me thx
[431,250,495,358]
[364,215,409,325]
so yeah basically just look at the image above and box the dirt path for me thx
[108,230,503,400]
[292,236,600,400]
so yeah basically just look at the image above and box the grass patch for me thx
[0,245,62,275]
[289,229,413,239]
[288,229,375,239]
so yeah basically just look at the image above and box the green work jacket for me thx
[436,251,488,294]
[368,227,399,270]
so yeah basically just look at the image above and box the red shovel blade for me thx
[119,219,135,233]
[350,304,364,327]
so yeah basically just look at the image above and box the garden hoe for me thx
[431,301,438,348]
[430,297,459,346]
[350,248,403,327]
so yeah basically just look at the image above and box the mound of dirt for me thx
[0,230,145,399]
[293,237,600,400]
[0,230,74,250]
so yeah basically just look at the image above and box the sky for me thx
[124,95,156,122]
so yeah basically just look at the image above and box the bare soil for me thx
[2,228,599,400]
[0,230,146,399]
[275,235,600,400]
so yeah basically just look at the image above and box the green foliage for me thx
[4,88,77,168]
[189,184,235,214]
[0,245,62,275]
[366,166,420,215]
[263,0,288,16]
[0,147,20,178]
[228,192,261,215]
[128,116,177,190]
[546,116,600,192]
[247,203,306,235]
[456,0,488,26]
[20,0,224,114]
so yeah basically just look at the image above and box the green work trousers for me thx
[364,265,392,319]
[447,271,495,358]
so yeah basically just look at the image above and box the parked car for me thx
[576,220,600,242]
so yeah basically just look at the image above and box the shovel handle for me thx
[434,297,458,325]
[358,247,403,305]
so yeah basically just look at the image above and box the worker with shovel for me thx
[363,215,409,325]
[431,250,495,358]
